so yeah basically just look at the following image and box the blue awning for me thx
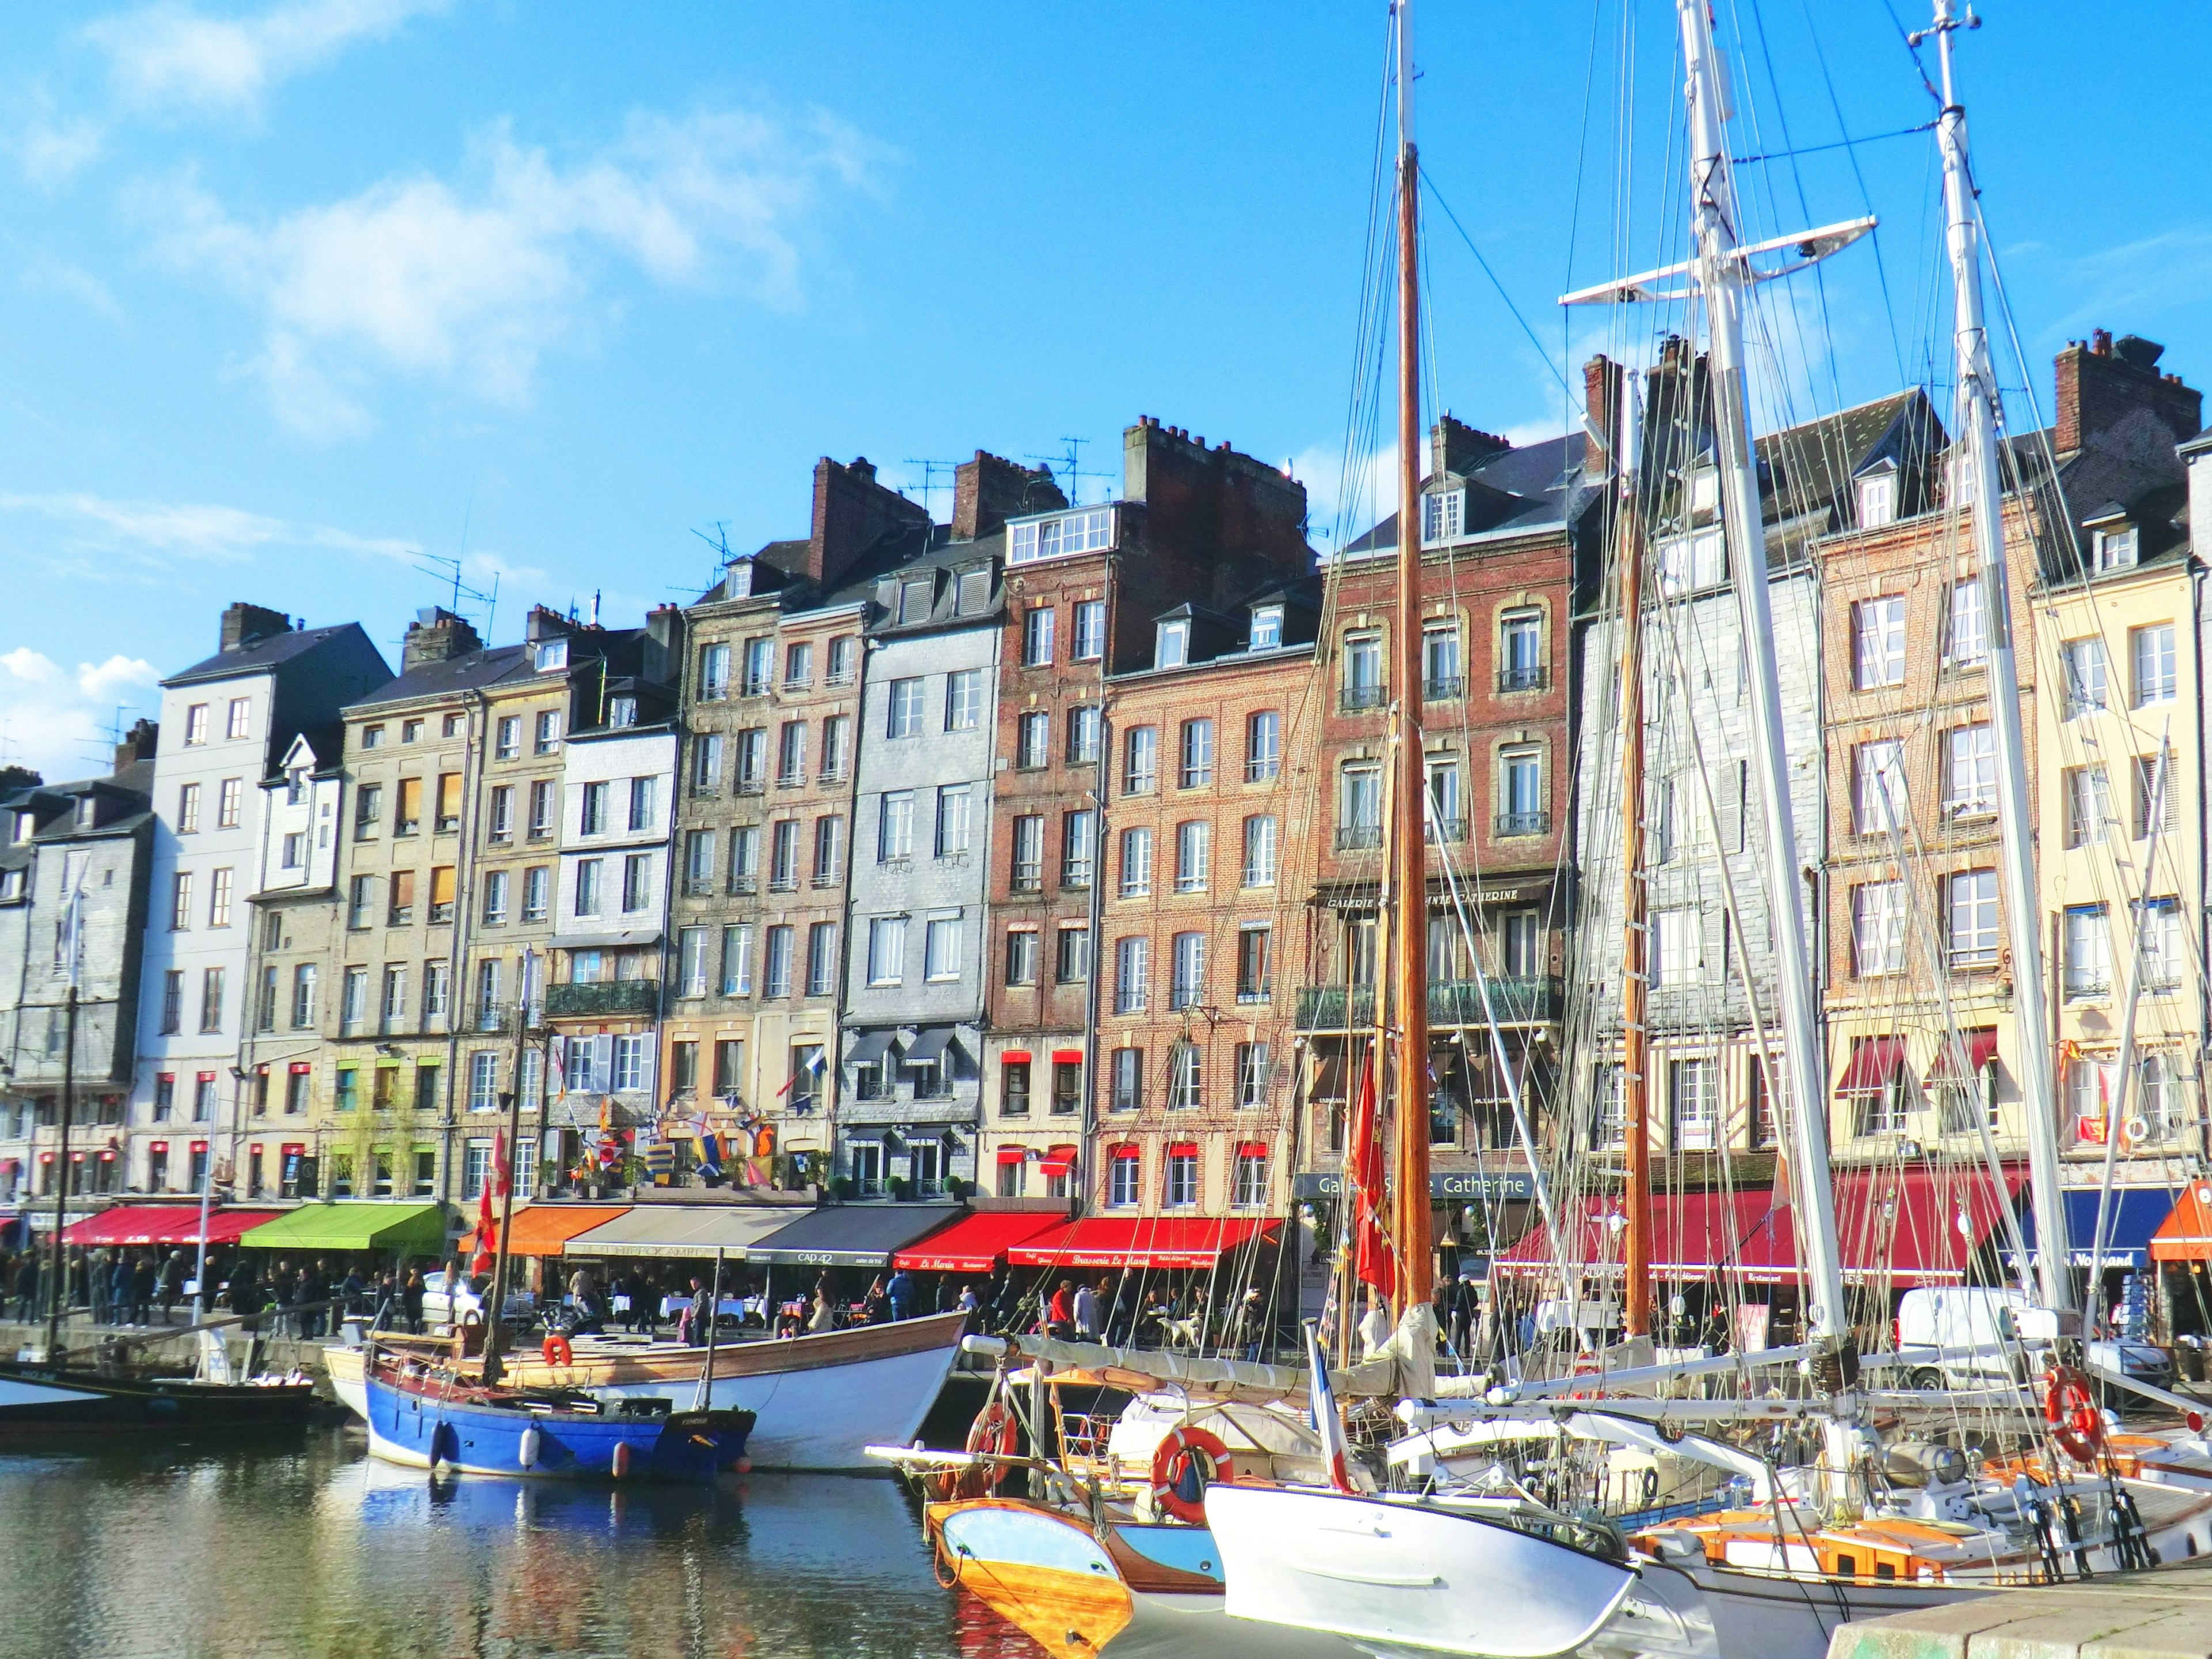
[2017,1187,2177,1271]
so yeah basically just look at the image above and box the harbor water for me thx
[0,1428,1037,1659]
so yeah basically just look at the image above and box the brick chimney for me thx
[2054,329,2203,456]
[1582,355,1625,477]
[953,450,1065,541]
[400,607,484,673]
[808,456,932,589]
[642,603,682,684]
[113,717,158,772]
[1430,414,1510,480]
[219,601,293,653]
[1123,418,1310,567]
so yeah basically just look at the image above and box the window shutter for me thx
[593,1035,614,1093]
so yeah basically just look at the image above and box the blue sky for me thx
[2,0,2207,781]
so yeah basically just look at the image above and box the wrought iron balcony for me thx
[1497,665,1549,694]
[1426,817,1468,844]
[1494,810,1551,838]
[1295,976,1562,1032]
[1335,825,1382,851]
[545,980,660,1018]
[1423,676,1464,702]
[1339,685,1387,713]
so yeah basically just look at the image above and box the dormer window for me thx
[1422,489,1465,544]
[1857,469,1897,529]
[1249,605,1283,651]
[12,810,33,843]
[2094,525,2139,572]
[608,695,638,729]
[75,797,97,829]
[1688,467,1720,517]
[1007,506,1115,566]
[534,639,569,673]
[1156,620,1190,669]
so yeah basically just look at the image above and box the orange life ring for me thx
[541,1334,575,1368]
[2045,1365,2104,1463]
[930,1399,1019,1501]
[1151,1425,1234,1524]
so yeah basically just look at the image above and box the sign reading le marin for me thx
[1294,1171,1536,1203]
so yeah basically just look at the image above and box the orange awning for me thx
[2152,1181,2212,1262]
[463,1203,631,1256]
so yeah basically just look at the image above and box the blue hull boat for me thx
[364,1360,752,1481]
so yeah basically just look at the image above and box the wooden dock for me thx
[1830,1567,2212,1659]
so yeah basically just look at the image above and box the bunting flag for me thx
[1349,1054,1396,1300]
[472,1143,498,1276]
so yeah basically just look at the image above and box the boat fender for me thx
[1150,1426,1234,1524]
[518,1425,541,1470]
[612,1440,633,1479]
[734,1457,752,1475]
[541,1334,575,1368]
[2044,1366,2104,1463]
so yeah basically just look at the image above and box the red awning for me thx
[1007,1215,1279,1270]
[1001,1051,1032,1065]
[892,1211,1068,1274]
[1236,1141,1271,1158]
[1038,1145,1078,1178]
[1497,1167,2024,1286]
[60,1205,286,1248]
[1166,1142,1199,1158]
[2152,1181,2212,1262]
[1835,1036,1907,1096]
[1052,1048,1084,1065]
[1926,1029,2000,1084]
[996,1146,1028,1166]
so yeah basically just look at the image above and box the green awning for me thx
[237,1202,449,1254]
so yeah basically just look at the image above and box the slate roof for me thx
[343,643,535,714]
[162,622,374,688]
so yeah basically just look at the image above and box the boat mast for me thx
[480,946,537,1385]
[1675,0,1851,1355]
[1925,0,2071,1312]
[1389,0,1434,1317]
[1613,397,1654,1339]
[45,888,82,1359]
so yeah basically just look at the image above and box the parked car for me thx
[421,1270,536,1334]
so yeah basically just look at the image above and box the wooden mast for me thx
[1389,0,1433,1317]
[1613,406,1653,1339]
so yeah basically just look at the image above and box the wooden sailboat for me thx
[1209,3,2212,1656]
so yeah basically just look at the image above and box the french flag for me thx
[1303,1320,1358,1494]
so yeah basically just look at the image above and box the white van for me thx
[1896,1285,2171,1393]
[1895,1286,2056,1386]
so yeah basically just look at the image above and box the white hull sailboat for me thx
[325,1310,964,1471]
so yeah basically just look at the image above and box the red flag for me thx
[474,1132,502,1267]
[1349,1055,1396,1299]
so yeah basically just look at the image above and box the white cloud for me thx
[84,0,448,120]
[1,490,417,566]
[132,107,884,434]
[0,647,158,782]
[15,115,105,188]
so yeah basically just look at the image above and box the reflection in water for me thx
[0,1430,1043,1659]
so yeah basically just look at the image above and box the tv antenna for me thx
[901,460,962,521]
[415,551,500,641]
[1027,437,1111,506]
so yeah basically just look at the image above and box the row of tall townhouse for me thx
[8,334,2212,1289]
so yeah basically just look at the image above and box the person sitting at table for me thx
[807,1290,837,1334]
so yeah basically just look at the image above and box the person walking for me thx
[111,1252,138,1327]
[11,1251,38,1322]
[1072,1278,1102,1342]
[131,1252,156,1327]
[885,1267,916,1323]
[157,1250,186,1323]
